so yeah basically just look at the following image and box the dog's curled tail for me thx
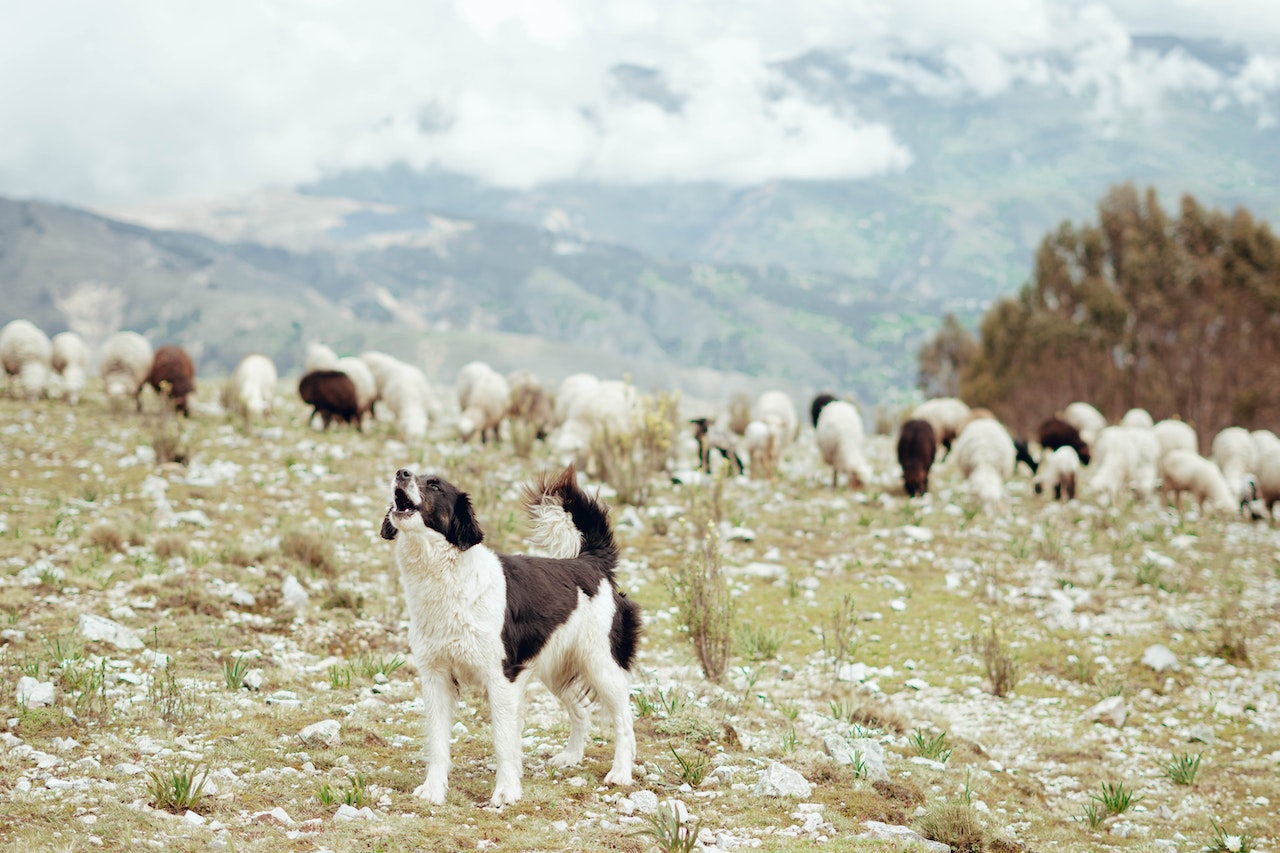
[522,464,617,563]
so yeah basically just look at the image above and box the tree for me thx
[918,313,978,398]
[960,184,1280,441]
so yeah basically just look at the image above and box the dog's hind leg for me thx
[547,679,591,770]
[414,670,457,804]
[487,678,523,806]
[588,664,635,787]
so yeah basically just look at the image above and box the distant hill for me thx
[0,196,938,405]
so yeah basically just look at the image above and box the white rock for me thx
[858,820,950,853]
[16,677,55,708]
[1141,644,1179,672]
[243,669,264,690]
[905,678,929,691]
[823,736,889,782]
[298,720,341,748]
[77,614,144,650]
[616,797,635,816]
[332,804,361,822]
[1084,695,1128,728]
[282,575,309,610]
[752,762,812,798]
[835,662,870,683]
[900,525,934,542]
[630,790,659,814]
[252,807,295,826]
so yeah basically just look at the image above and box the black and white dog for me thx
[380,465,641,806]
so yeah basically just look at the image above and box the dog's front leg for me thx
[413,669,456,804]
[487,678,522,806]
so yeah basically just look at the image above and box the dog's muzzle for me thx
[392,469,420,515]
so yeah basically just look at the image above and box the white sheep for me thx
[50,331,90,405]
[1256,438,1280,521]
[550,379,639,470]
[1085,425,1159,505]
[742,391,798,479]
[1035,446,1081,501]
[1120,408,1154,429]
[1,319,53,401]
[232,353,278,418]
[98,331,153,407]
[304,342,339,372]
[381,362,433,441]
[1153,419,1198,481]
[1161,449,1237,516]
[1253,429,1280,458]
[507,369,553,440]
[457,362,510,443]
[1062,401,1107,449]
[553,373,601,426]
[953,417,1016,512]
[336,356,377,420]
[1211,426,1259,506]
[815,400,870,488]
[912,397,971,458]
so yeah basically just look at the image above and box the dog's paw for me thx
[548,750,584,770]
[489,782,522,807]
[603,766,634,787]
[413,778,447,805]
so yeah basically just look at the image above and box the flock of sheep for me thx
[3,316,1278,522]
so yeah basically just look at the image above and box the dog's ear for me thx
[380,509,399,540]
[447,491,484,551]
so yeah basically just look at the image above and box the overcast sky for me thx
[2,1,1277,206]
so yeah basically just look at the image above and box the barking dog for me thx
[380,465,641,806]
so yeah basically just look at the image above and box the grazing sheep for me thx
[1013,438,1039,475]
[744,391,798,480]
[232,354,278,418]
[457,363,510,444]
[1062,401,1107,450]
[690,417,744,475]
[145,344,197,416]
[553,373,600,426]
[953,417,1017,512]
[551,379,640,472]
[810,392,837,428]
[98,331,153,408]
[305,342,339,372]
[897,418,937,497]
[1,319,53,401]
[1153,419,1197,461]
[507,369,553,441]
[1161,449,1237,515]
[299,369,361,430]
[50,331,90,405]
[815,401,870,488]
[912,397,971,459]
[381,363,432,441]
[1211,427,1259,508]
[1038,416,1091,465]
[752,392,798,442]
[1257,440,1280,521]
[1035,446,1081,501]
[1253,429,1280,458]
[1085,426,1159,506]
[744,419,781,480]
[1121,408,1155,429]
[336,356,377,421]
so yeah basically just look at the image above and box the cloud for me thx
[0,0,1276,205]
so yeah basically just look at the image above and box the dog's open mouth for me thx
[394,487,416,512]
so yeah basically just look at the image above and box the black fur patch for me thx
[498,552,613,681]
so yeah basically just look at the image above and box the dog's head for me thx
[380,468,484,550]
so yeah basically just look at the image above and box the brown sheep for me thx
[1038,416,1092,465]
[145,345,196,417]
[897,418,937,497]
[299,370,361,430]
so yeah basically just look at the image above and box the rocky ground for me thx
[1,388,1277,852]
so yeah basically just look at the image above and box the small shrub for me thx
[152,532,189,563]
[1207,818,1255,853]
[914,800,988,853]
[328,663,354,689]
[281,528,337,576]
[318,772,369,807]
[84,523,125,553]
[1166,752,1201,785]
[735,623,782,661]
[979,624,1020,697]
[1092,780,1141,815]
[353,653,405,681]
[822,592,860,675]
[1080,799,1107,829]
[147,764,209,812]
[223,656,251,690]
[633,801,696,853]
[669,746,711,786]
[668,522,733,683]
[909,729,954,763]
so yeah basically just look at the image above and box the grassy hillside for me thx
[0,385,1276,851]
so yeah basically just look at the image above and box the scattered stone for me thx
[282,576,309,610]
[18,561,64,586]
[857,820,950,853]
[824,735,889,782]
[752,762,812,798]
[297,720,341,748]
[77,614,144,650]
[252,807,295,826]
[738,562,784,579]
[1141,644,1179,673]
[616,797,635,816]
[1084,695,1128,728]
[16,676,55,708]
[243,669,264,690]
[900,525,933,542]
[1187,724,1215,745]
[836,662,870,683]
[630,790,659,814]
[905,678,928,691]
